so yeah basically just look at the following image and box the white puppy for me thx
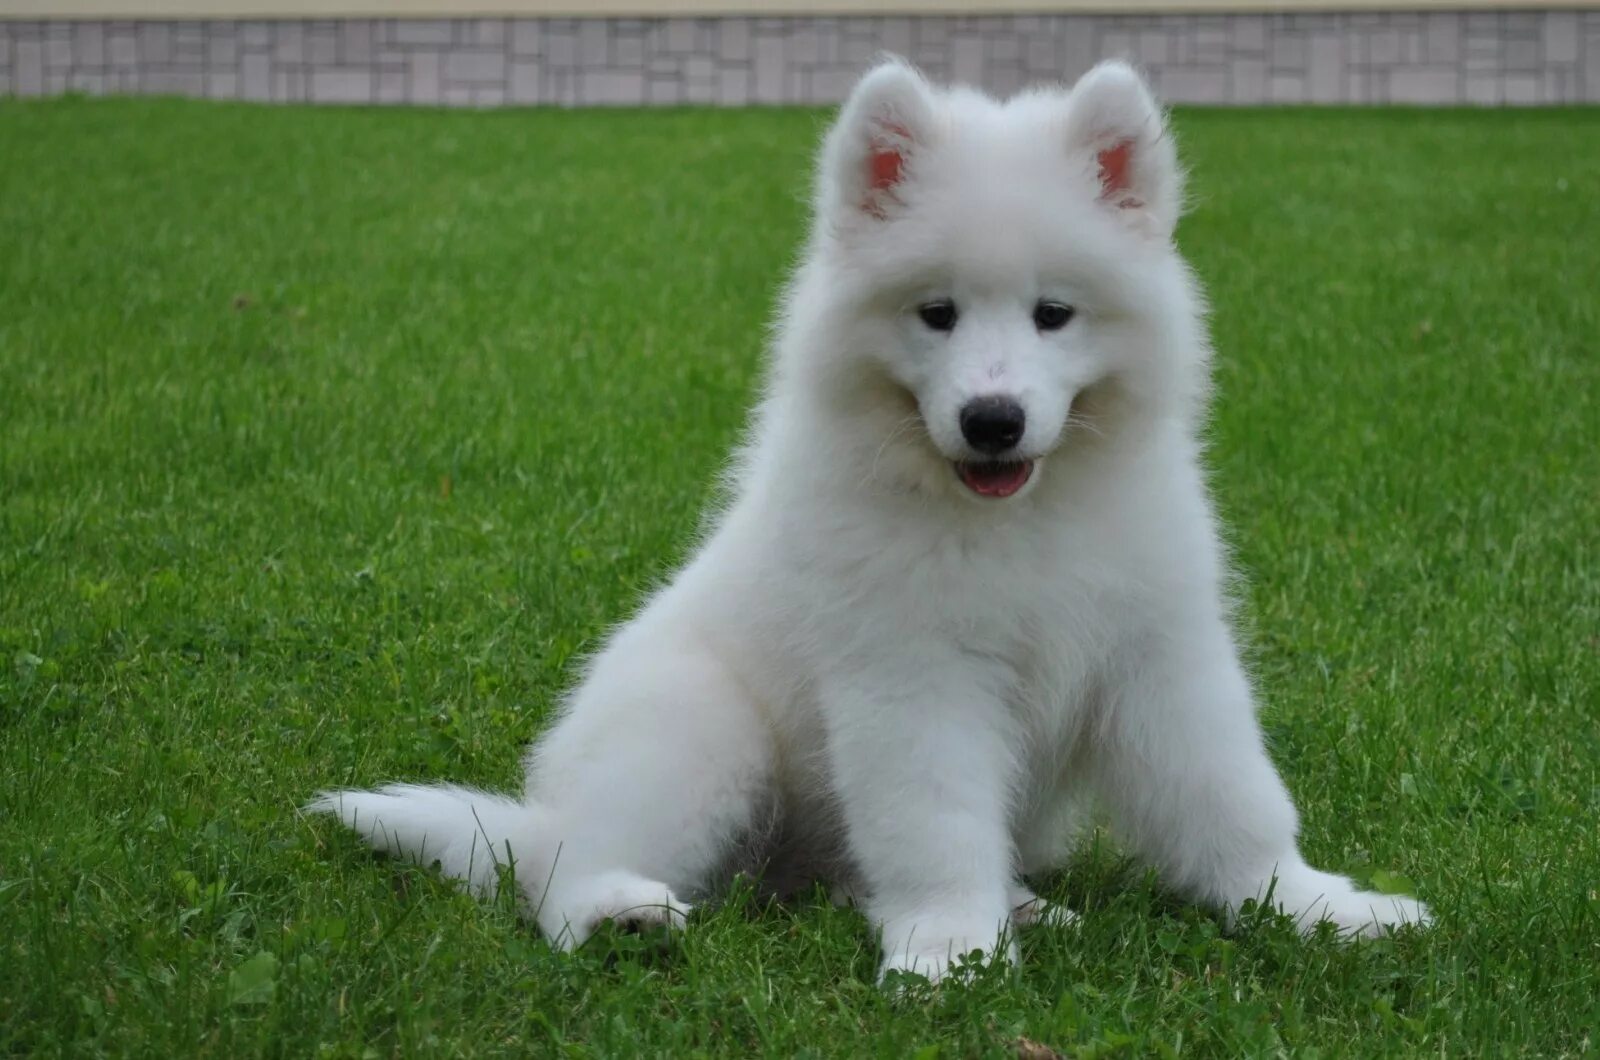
[312,58,1429,982]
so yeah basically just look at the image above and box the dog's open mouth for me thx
[954,459,1034,498]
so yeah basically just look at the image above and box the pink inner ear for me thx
[1097,140,1134,198]
[869,147,904,191]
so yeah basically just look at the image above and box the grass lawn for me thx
[2,96,1598,1057]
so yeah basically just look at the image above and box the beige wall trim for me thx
[3,1,1595,21]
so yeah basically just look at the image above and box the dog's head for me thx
[784,58,1206,503]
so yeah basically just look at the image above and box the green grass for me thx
[2,96,1598,1058]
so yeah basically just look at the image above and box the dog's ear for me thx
[1064,61,1181,239]
[819,57,937,224]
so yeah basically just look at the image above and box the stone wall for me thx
[2,11,1597,106]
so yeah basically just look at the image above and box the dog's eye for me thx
[1033,301,1076,331]
[917,300,958,332]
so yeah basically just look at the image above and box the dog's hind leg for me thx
[518,624,775,949]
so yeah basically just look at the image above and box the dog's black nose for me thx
[959,397,1026,455]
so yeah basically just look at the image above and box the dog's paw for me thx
[1009,886,1079,930]
[876,915,1017,986]
[1318,891,1431,938]
[1256,866,1431,939]
[540,870,691,950]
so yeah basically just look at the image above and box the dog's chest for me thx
[802,511,1117,675]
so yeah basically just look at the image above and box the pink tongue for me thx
[958,461,1032,498]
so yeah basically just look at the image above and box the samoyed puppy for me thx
[312,57,1429,982]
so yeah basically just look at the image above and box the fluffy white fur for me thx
[311,58,1429,982]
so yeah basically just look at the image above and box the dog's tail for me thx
[307,784,544,897]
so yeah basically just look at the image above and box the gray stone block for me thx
[915,16,949,51]
[444,49,504,84]
[272,67,305,102]
[311,68,372,103]
[718,64,750,106]
[145,69,205,96]
[1389,68,1457,103]
[409,51,441,103]
[510,20,541,57]
[1344,69,1370,104]
[340,21,374,64]
[1100,31,1134,63]
[240,22,271,50]
[579,68,643,105]
[1024,35,1057,78]
[1268,74,1304,103]
[1542,13,1579,65]
[578,20,608,65]
[208,26,238,67]
[1503,12,1541,36]
[544,26,576,68]
[684,55,713,82]
[1503,73,1540,104]
[108,30,137,68]
[138,23,171,64]
[809,65,858,103]
[719,18,749,62]
[666,19,695,53]
[545,67,576,106]
[1060,25,1097,81]
[1232,57,1266,103]
[15,40,41,93]
[1138,30,1169,67]
[1369,29,1401,67]
[172,22,204,64]
[992,28,1022,68]
[684,69,719,103]
[467,20,505,47]
[73,23,105,67]
[841,33,876,66]
[509,60,540,102]
[1463,74,1499,105]
[788,25,819,65]
[649,76,682,104]
[1308,32,1343,102]
[241,51,270,99]
[614,30,644,68]
[1194,26,1229,65]
[272,22,302,63]
[377,69,407,104]
[1424,14,1460,64]
[69,70,105,94]
[1231,16,1266,55]
[1270,29,1306,71]
[206,71,236,98]
[1505,38,1541,73]
[754,33,784,102]
[1542,68,1573,103]
[393,21,453,47]
[1161,65,1227,104]
[307,25,339,66]
[952,34,983,85]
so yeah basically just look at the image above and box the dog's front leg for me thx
[821,655,1018,984]
[1090,621,1430,937]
